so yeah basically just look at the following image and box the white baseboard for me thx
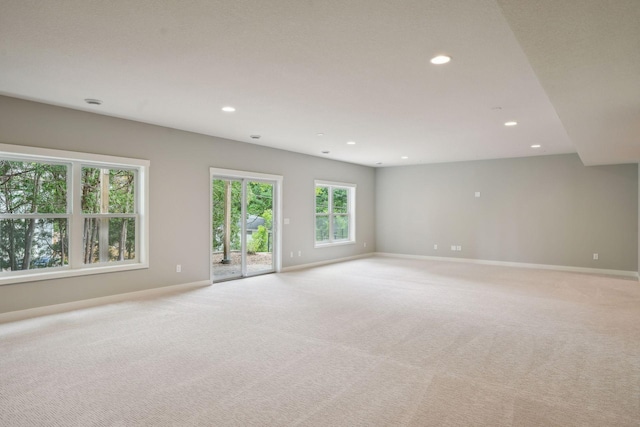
[0,280,211,324]
[4,252,635,324]
[281,253,373,272]
[375,252,639,279]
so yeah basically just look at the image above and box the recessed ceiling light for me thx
[401,156,409,160]
[430,55,451,65]
[531,144,541,148]
[375,162,383,165]
[346,141,356,145]
[222,106,236,112]
[317,133,324,136]
[84,98,102,105]
[504,121,518,126]
[250,135,261,139]
[321,151,330,155]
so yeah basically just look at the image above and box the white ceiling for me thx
[497,0,640,166]
[0,0,637,167]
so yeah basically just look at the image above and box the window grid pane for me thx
[81,167,136,214]
[0,218,69,271]
[315,186,329,214]
[332,188,348,214]
[332,214,350,240]
[315,216,329,242]
[82,217,136,264]
[0,160,68,214]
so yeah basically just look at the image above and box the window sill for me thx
[314,240,356,249]
[0,262,149,286]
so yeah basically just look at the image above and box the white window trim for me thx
[314,180,356,248]
[0,143,149,286]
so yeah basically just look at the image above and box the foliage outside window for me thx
[0,161,69,271]
[211,179,242,252]
[315,180,355,246]
[0,144,148,285]
[82,167,137,263]
[211,180,274,254]
[246,182,274,253]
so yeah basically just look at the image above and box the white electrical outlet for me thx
[298,250,302,257]
[284,218,290,225]
[457,245,462,251]
[593,253,599,260]
[451,245,456,251]
[290,251,294,258]
[475,192,480,198]
[434,244,438,250]
[364,242,367,248]
[176,264,181,273]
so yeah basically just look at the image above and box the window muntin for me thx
[314,181,355,246]
[0,144,148,285]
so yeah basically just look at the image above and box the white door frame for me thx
[210,167,283,282]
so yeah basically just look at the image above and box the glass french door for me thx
[210,169,280,282]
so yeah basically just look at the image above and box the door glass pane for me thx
[246,181,274,275]
[211,179,242,280]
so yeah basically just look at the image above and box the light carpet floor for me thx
[1,256,639,426]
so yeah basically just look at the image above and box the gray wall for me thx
[376,154,638,271]
[0,96,375,313]
[2,94,637,315]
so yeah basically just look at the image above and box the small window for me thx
[314,180,355,246]
[0,143,149,285]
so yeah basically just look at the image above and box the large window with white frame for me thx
[0,143,149,285]
[315,180,356,246]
